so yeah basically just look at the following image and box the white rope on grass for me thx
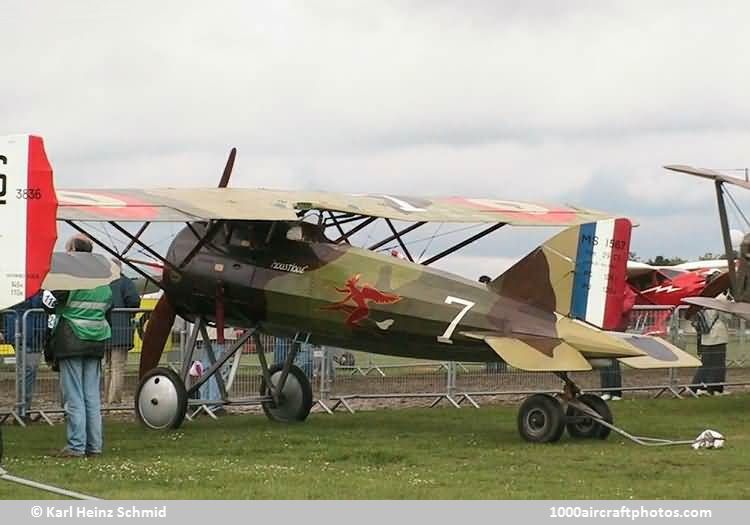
[0,467,100,500]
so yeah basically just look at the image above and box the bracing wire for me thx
[377,223,482,253]
[724,186,750,230]
[416,223,442,262]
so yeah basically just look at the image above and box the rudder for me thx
[490,218,632,330]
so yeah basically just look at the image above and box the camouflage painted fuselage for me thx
[162,223,555,362]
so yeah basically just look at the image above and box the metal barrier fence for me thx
[1,305,749,425]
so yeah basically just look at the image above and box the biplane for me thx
[1,134,701,444]
[664,165,750,319]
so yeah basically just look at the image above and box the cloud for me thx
[4,0,750,270]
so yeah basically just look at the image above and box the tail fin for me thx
[490,218,632,330]
[0,135,58,309]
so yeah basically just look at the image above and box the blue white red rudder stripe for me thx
[0,135,58,309]
[570,218,632,330]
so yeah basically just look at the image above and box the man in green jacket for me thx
[45,235,113,458]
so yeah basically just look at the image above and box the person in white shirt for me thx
[691,303,729,396]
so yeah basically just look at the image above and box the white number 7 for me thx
[437,296,475,344]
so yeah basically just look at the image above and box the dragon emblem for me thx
[323,274,402,329]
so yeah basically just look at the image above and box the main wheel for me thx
[260,364,313,423]
[135,367,188,430]
[566,394,613,440]
[517,394,565,443]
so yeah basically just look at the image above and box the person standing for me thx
[691,304,729,396]
[44,235,113,458]
[104,259,140,405]
[1,291,47,421]
[600,284,638,401]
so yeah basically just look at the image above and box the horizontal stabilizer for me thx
[613,332,701,369]
[463,332,592,371]
[555,316,644,358]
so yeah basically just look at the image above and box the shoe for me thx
[52,448,84,459]
[600,393,611,401]
[610,396,622,401]
[85,451,102,458]
[695,389,709,396]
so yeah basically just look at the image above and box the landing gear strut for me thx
[134,318,314,429]
[516,373,613,443]
[255,334,313,423]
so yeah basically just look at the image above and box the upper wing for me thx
[57,188,611,225]
[664,165,750,191]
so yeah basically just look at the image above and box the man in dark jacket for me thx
[45,235,113,458]
[104,259,140,405]
[1,291,47,420]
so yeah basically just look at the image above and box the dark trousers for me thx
[691,344,727,393]
[600,360,622,397]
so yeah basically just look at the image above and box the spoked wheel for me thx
[260,364,313,423]
[135,367,188,430]
[566,394,613,440]
[517,394,565,443]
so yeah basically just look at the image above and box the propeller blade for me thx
[138,295,177,379]
[218,147,237,188]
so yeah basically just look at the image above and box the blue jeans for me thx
[15,352,40,417]
[59,357,103,454]
[199,342,226,405]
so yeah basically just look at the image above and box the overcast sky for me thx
[3,1,750,279]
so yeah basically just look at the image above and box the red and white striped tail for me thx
[0,135,58,309]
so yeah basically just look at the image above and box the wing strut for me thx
[65,221,162,290]
[120,222,150,257]
[178,220,224,269]
[421,222,505,266]
[369,221,427,251]
[333,217,377,244]
[384,218,414,262]
[107,221,179,273]
[326,211,351,245]
[715,181,738,296]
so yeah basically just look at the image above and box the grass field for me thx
[1,394,749,500]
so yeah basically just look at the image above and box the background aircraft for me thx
[665,165,750,319]
[627,261,723,306]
